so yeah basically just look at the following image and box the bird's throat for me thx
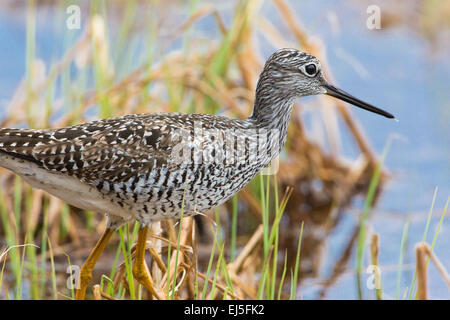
[248,98,294,150]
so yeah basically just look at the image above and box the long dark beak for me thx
[322,84,395,119]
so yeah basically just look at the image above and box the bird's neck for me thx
[247,93,294,153]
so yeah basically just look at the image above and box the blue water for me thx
[0,1,448,299]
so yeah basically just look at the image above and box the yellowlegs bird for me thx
[0,48,394,299]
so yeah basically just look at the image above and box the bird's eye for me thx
[303,63,318,77]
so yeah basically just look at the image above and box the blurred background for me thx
[0,0,448,300]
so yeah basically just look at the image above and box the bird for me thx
[0,48,394,300]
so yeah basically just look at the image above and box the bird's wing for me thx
[0,114,186,187]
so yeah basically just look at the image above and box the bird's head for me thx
[257,48,394,119]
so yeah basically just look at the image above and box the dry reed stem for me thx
[148,247,168,274]
[172,266,189,297]
[92,284,102,300]
[231,245,274,300]
[370,233,379,265]
[185,218,198,299]
[112,263,126,293]
[423,243,450,288]
[184,262,243,300]
[416,243,428,300]
[228,224,264,273]
[228,269,258,299]
[280,186,294,208]
[100,290,118,300]
[162,220,177,244]
[370,233,382,300]
[150,235,194,254]
[241,248,260,294]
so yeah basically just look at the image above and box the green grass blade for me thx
[39,197,49,299]
[356,136,393,299]
[47,235,57,300]
[118,225,135,300]
[209,243,226,300]
[201,228,218,300]
[290,221,304,300]
[395,217,410,299]
[277,251,288,300]
[171,185,187,300]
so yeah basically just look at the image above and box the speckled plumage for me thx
[0,110,282,227]
[0,48,393,229]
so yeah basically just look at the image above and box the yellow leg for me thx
[132,226,163,299]
[75,228,114,300]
